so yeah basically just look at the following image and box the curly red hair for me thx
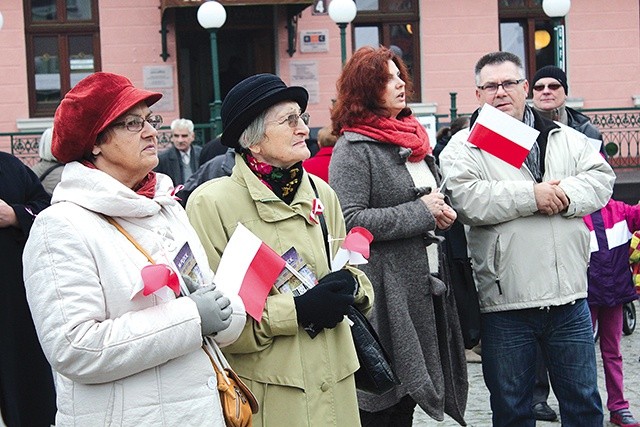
[331,46,414,136]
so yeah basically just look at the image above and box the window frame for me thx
[498,0,563,81]
[351,0,421,102]
[24,0,101,117]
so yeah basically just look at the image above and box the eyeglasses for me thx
[532,83,563,92]
[477,79,525,94]
[111,114,163,132]
[272,112,310,128]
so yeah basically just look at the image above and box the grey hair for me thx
[474,51,525,86]
[238,109,270,150]
[170,118,194,133]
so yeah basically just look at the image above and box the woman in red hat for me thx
[22,72,246,426]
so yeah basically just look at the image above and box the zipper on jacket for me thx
[495,279,503,295]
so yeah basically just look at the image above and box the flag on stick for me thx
[467,103,540,169]
[214,223,286,322]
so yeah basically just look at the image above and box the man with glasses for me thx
[440,51,614,426]
[532,65,603,147]
[155,118,201,186]
[530,64,606,422]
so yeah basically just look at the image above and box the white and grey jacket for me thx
[440,109,614,313]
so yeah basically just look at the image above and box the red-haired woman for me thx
[329,46,467,426]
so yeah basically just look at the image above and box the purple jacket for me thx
[584,199,640,307]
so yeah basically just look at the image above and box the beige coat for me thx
[187,155,374,427]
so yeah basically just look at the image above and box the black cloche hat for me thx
[220,73,309,149]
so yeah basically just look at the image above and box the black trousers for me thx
[360,395,417,427]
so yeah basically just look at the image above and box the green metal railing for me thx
[1,125,212,168]
[4,106,640,169]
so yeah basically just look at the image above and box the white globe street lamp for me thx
[328,0,357,67]
[197,1,227,138]
[542,0,571,71]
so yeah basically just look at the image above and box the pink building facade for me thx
[1,0,639,149]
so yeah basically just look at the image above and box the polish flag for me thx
[213,223,286,322]
[467,103,540,168]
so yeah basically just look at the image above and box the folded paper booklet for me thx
[274,247,317,296]
[173,242,205,285]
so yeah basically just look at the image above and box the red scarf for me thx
[342,115,432,162]
[81,160,157,199]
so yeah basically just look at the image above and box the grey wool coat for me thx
[329,131,468,425]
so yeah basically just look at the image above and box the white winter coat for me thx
[440,120,614,313]
[23,162,245,426]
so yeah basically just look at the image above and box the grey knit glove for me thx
[187,285,232,336]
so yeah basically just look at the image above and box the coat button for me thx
[320,382,330,392]
[208,376,217,390]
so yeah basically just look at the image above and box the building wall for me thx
[1,0,639,146]
[0,1,30,140]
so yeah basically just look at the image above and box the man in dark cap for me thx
[532,65,603,144]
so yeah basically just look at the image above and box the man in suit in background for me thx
[155,118,201,185]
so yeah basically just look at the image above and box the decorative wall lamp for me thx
[328,0,357,67]
[197,0,227,138]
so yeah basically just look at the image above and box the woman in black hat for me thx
[187,73,374,426]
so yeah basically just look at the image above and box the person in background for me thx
[440,51,614,426]
[584,199,640,427]
[531,65,603,143]
[530,64,606,422]
[31,127,64,196]
[302,125,337,182]
[433,116,470,162]
[23,72,245,426]
[0,151,54,427]
[187,73,374,426]
[329,46,467,427]
[155,118,202,185]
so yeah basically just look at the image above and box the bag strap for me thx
[104,216,155,264]
[203,337,231,385]
[38,162,63,181]
[308,178,332,271]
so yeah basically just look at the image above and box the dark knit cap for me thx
[532,65,568,95]
[220,73,308,149]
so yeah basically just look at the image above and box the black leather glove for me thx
[316,270,357,296]
[294,279,355,331]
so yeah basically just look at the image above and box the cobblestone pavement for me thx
[414,300,640,426]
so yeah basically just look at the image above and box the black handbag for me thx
[309,178,401,395]
[346,305,401,394]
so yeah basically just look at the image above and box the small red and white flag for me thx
[331,227,374,271]
[467,103,540,169]
[214,223,286,322]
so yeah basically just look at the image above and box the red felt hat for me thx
[52,72,162,163]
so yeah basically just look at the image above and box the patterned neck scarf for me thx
[523,106,542,182]
[242,152,303,205]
